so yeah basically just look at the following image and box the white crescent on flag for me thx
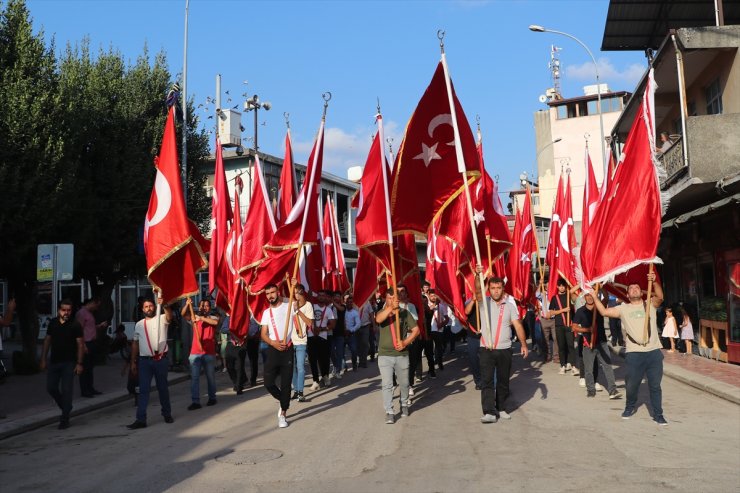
[144,169,172,241]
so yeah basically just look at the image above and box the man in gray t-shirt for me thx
[479,277,528,424]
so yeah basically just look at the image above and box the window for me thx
[587,100,598,116]
[601,96,623,113]
[557,105,568,120]
[577,101,588,117]
[706,78,723,115]
[688,100,697,116]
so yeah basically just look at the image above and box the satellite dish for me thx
[539,94,548,103]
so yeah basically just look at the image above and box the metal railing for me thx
[659,135,686,190]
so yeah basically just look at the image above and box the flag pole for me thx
[282,94,331,343]
[476,121,494,277]
[438,31,493,349]
[377,108,400,346]
[527,184,545,296]
[643,263,654,343]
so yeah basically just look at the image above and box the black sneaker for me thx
[188,403,202,411]
[296,392,306,402]
[621,407,636,419]
[429,372,437,379]
[206,398,217,407]
[385,413,395,424]
[654,415,668,426]
[587,390,596,397]
[58,419,70,430]
[291,392,299,401]
[163,415,174,424]
[474,383,482,390]
[126,420,147,430]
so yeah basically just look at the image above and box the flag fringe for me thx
[585,256,663,287]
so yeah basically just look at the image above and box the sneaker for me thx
[558,366,566,375]
[278,414,288,428]
[429,372,437,379]
[405,399,412,407]
[206,398,217,406]
[480,414,498,424]
[278,406,283,418]
[609,390,623,400]
[654,415,669,426]
[595,383,605,392]
[401,407,409,417]
[579,378,586,387]
[565,363,572,372]
[621,407,637,419]
[310,381,320,391]
[126,420,147,430]
[499,410,511,420]
[335,372,343,380]
[408,387,415,397]
[164,415,174,424]
[58,419,70,430]
[586,390,596,398]
[187,403,202,411]
[385,413,395,424]
[475,384,482,390]
[572,367,580,376]
[297,392,306,402]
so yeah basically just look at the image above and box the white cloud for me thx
[293,120,403,178]
[565,57,645,88]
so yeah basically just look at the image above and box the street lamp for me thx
[533,137,562,183]
[244,95,271,202]
[529,25,607,175]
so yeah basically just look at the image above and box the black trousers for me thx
[432,331,446,369]
[408,339,423,382]
[556,326,576,367]
[264,345,294,412]
[422,337,436,375]
[79,341,96,395]
[479,347,513,416]
[307,336,330,381]
[246,337,260,385]
[225,342,248,391]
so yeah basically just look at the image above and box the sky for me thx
[24,0,647,202]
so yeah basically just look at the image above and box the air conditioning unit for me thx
[217,109,242,148]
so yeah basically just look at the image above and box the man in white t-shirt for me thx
[291,281,314,402]
[260,283,295,429]
[127,295,173,430]
[308,290,335,390]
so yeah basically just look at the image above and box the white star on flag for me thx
[414,142,441,167]
[473,209,485,226]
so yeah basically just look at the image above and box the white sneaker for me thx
[480,414,498,423]
[278,405,283,418]
[310,381,320,391]
[558,366,566,375]
[595,383,604,392]
[408,387,415,397]
[406,399,412,407]
[565,363,572,372]
[579,378,586,388]
[335,371,342,380]
[278,414,288,428]
[572,367,580,376]
[499,411,511,420]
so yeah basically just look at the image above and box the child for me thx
[679,307,694,355]
[662,307,679,353]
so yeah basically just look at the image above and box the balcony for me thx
[659,136,686,190]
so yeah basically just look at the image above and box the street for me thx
[1,344,738,493]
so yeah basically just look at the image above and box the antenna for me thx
[549,44,562,100]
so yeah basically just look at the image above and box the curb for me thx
[0,374,189,441]
[608,345,740,405]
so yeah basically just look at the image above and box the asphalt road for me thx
[1,343,738,493]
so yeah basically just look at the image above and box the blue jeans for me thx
[137,356,171,422]
[467,336,481,385]
[47,361,75,419]
[189,354,216,403]
[331,336,345,373]
[292,344,308,392]
[625,349,663,416]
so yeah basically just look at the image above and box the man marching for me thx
[127,294,173,429]
[260,283,296,429]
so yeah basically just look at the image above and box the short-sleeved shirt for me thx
[549,293,572,328]
[378,307,416,357]
[76,306,97,342]
[430,302,450,332]
[615,303,662,352]
[191,314,219,356]
[400,302,418,321]
[359,302,374,326]
[480,297,518,350]
[572,306,606,346]
[311,303,335,340]
[46,318,83,364]
[261,300,295,343]
[466,299,483,338]
[291,302,314,345]
[133,314,170,357]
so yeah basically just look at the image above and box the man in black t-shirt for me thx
[549,278,576,374]
[40,299,85,430]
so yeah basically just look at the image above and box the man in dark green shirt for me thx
[375,288,420,424]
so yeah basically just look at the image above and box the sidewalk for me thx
[609,342,740,405]
[0,339,189,440]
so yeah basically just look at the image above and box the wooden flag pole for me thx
[438,31,493,349]
[527,184,546,292]
[643,263,655,344]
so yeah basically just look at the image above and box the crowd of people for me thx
[32,270,693,431]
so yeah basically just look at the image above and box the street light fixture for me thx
[528,25,607,175]
[244,94,271,202]
[533,137,562,181]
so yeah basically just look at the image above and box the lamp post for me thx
[529,25,607,176]
[244,95,271,202]
[533,137,562,183]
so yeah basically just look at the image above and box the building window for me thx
[587,100,598,116]
[688,100,697,116]
[577,101,588,117]
[705,78,723,115]
[557,105,568,120]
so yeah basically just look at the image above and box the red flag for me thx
[276,129,297,227]
[603,264,663,302]
[322,199,336,285]
[390,61,479,235]
[227,178,250,338]
[429,228,466,328]
[209,138,233,301]
[328,198,350,293]
[581,147,600,242]
[353,249,384,309]
[545,175,564,302]
[144,108,208,305]
[477,139,512,265]
[238,154,277,279]
[509,187,537,302]
[556,175,577,287]
[353,122,392,249]
[581,69,664,285]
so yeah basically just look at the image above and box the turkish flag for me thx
[509,187,537,302]
[276,130,297,227]
[390,61,479,236]
[429,227,466,330]
[238,154,277,278]
[328,199,350,293]
[215,177,243,311]
[477,140,512,265]
[581,69,664,285]
[603,264,663,302]
[581,148,600,243]
[556,175,578,287]
[353,249,384,308]
[322,199,336,284]
[227,178,249,338]
[209,138,233,302]
[545,175,564,302]
[145,107,208,305]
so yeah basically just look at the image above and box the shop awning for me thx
[662,192,740,229]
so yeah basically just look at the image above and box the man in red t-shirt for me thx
[182,298,220,410]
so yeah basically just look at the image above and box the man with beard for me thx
[479,277,529,424]
[182,299,220,410]
[309,290,335,390]
[592,271,667,425]
[40,299,85,429]
[260,283,295,429]
[126,295,174,429]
